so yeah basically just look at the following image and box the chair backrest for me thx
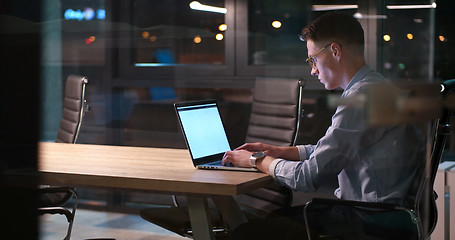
[237,77,305,216]
[245,77,305,146]
[302,80,454,240]
[430,79,455,189]
[421,79,454,235]
[56,75,89,144]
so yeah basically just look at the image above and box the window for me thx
[380,0,436,82]
[131,0,227,66]
[118,0,235,78]
[247,1,309,66]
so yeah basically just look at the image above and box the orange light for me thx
[383,34,391,42]
[218,24,227,31]
[149,36,157,42]
[439,35,445,42]
[194,35,202,44]
[215,33,224,41]
[406,33,413,40]
[142,31,150,39]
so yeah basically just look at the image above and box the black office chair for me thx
[140,77,305,238]
[39,75,89,240]
[244,77,304,146]
[235,77,305,218]
[303,79,454,240]
[55,75,90,143]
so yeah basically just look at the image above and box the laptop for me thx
[174,99,258,172]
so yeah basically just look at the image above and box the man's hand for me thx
[223,142,300,174]
[222,149,275,174]
[222,149,254,168]
[236,142,300,160]
[235,142,280,157]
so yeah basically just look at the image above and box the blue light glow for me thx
[64,8,106,21]
[97,9,106,20]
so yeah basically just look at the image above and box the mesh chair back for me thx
[56,75,88,143]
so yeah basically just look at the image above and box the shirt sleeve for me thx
[269,145,309,179]
[269,158,282,179]
[271,95,367,192]
[297,145,308,160]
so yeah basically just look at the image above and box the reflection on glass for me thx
[247,1,358,66]
[381,0,434,82]
[131,0,226,66]
[61,0,106,65]
[248,1,309,66]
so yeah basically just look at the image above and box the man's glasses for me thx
[306,43,332,68]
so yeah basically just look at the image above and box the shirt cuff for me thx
[296,145,307,160]
[269,158,283,179]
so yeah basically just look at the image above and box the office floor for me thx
[39,208,187,240]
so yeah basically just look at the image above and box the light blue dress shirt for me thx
[269,65,425,205]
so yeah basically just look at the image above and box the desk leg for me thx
[187,196,215,240]
[212,196,248,230]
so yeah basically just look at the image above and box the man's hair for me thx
[301,12,364,48]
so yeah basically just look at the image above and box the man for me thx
[223,11,424,239]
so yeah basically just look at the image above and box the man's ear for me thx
[331,43,342,57]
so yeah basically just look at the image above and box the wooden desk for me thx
[38,142,273,239]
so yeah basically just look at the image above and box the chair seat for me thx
[38,186,75,207]
[304,198,420,240]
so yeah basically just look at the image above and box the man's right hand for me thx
[235,142,299,160]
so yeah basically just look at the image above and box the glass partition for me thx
[23,0,453,228]
[35,0,445,162]
[4,0,452,236]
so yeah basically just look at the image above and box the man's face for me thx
[306,40,341,90]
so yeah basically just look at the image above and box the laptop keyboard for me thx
[205,160,234,167]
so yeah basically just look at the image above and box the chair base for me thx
[140,206,229,239]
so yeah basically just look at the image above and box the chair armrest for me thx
[38,187,78,223]
[38,207,75,222]
[38,185,76,194]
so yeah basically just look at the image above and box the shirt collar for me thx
[344,65,374,93]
